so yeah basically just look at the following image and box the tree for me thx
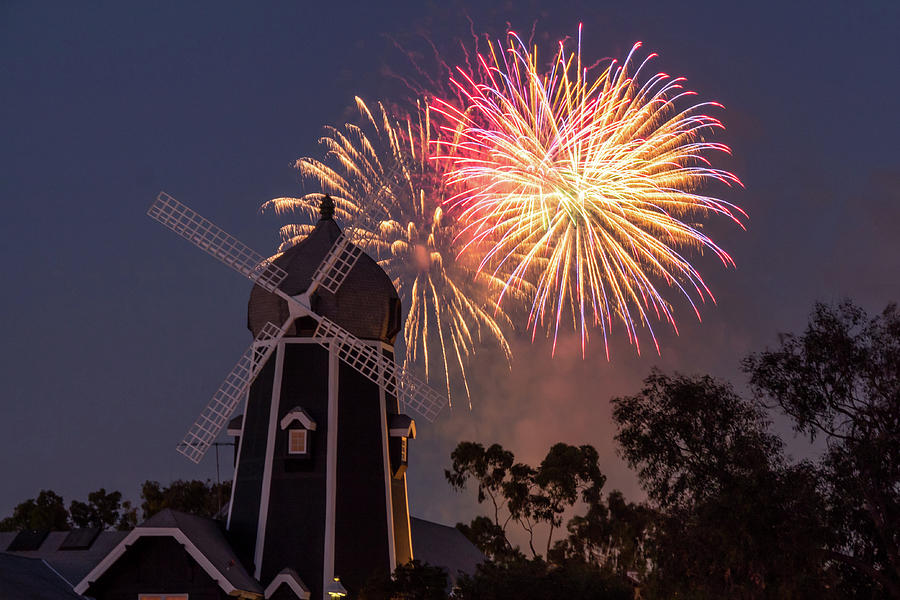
[555,490,655,579]
[455,516,517,562]
[69,488,137,530]
[359,560,448,600]
[612,370,831,599]
[445,442,518,559]
[454,556,633,600]
[533,443,606,557]
[140,479,232,520]
[745,300,900,597]
[0,490,70,531]
[446,442,607,560]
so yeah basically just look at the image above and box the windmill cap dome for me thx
[247,217,401,343]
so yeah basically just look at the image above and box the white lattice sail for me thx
[308,161,408,295]
[149,192,288,293]
[312,316,445,422]
[178,321,286,463]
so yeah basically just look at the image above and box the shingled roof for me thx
[247,215,401,343]
[410,517,485,585]
[74,509,262,597]
[0,553,83,600]
[0,529,127,586]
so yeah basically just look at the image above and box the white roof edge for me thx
[73,526,259,598]
[389,418,416,439]
[264,570,311,599]
[279,407,316,431]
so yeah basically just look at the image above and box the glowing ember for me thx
[431,26,745,356]
[264,98,513,406]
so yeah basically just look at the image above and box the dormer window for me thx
[288,429,308,455]
[280,407,316,459]
[388,414,416,479]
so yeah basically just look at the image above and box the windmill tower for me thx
[147,190,445,600]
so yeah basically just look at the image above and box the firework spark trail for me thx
[431,25,745,357]
[263,98,515,407]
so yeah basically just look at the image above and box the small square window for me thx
[288,429,307,455]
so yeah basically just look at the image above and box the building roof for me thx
[264,567,311,599]
[0,513,483,597]
[0,553,83,600]
[0,529,127,585]
[389,414,416,438]
[247,216,401,343]
[74,509,263,598]
[410,517,485,584]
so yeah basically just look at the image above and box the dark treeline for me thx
[3,300,896,599]
[0,480,231,532]
[363,300,899,600]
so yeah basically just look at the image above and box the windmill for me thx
[147,183,447,599]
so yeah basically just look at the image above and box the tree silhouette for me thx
[746,300,900,597]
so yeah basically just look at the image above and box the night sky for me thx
[2,0,898,530]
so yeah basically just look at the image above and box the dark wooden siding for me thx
[86,536,227,600]
[260,343,329,598]
[228,352,277,571]
[333,361,391,595]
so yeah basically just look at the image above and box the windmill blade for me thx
[309,160,409,296]
[178,321,287,463]
[310,235,363,294]
[312,316,445,422]
[148,192,288,293]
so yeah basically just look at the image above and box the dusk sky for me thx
[2,0,898,531]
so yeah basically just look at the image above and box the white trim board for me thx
[254,341,286,580]
[323,344,339,596]
[379,371,397,572]
[264,570,311,599]
[280,407,316,431]
[74,527,262,598]
[226,389,250,529]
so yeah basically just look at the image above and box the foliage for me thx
[139,479,232,520]
[69,488,137,530]
[745,300,900,598]
[0,490,70,531]
[612,370,834,598]
[552,490,655,580]
[613,370,782,510]
[455,516,519,562]
[1,479,233,534]
[359,560,449,600]
[446,441,606,559]
[454,556,633,600]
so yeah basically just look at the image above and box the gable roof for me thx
[0,529,127,585]
[0,553,83,600]
[279,406,317,431]
[410,517,485,584]
[264,567,311,599]
[74,509,262,598]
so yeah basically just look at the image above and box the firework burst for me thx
[263,98,513,406]
[431,26,746,356]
